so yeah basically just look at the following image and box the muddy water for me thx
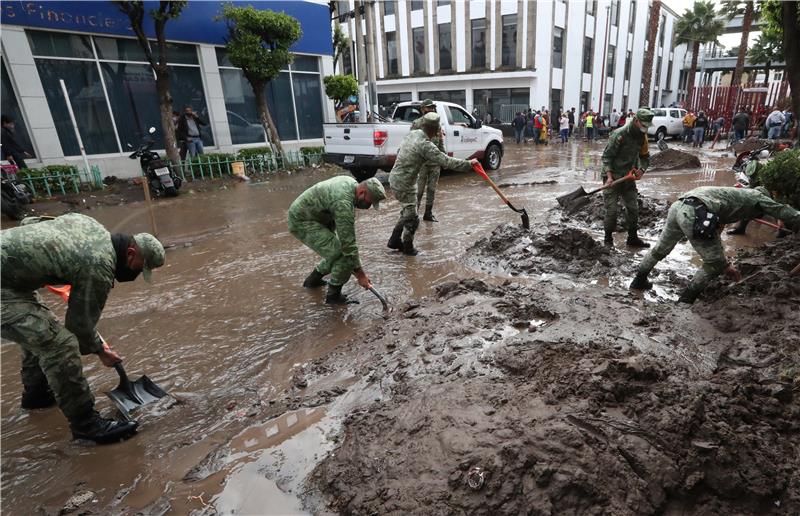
[0,141,774,514]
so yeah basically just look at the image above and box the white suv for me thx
[646,107,688,141]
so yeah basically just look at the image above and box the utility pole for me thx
[364,0,378,117]
[353,1,369,122]
[597,3,612,116]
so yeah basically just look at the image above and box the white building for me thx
[336,0,688,121]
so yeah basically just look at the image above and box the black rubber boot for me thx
[70,411,138,444]
[727,220,748,235]
[325,284,359,305]
[677,286,702,304]
[21,386,56,410]
[302,269,326,288]
[629,273,653,290]
[604,232,614,247]
[626,233,650,248]
[402,240,419,256]
[423,206,438,222]
[387,225,403,250]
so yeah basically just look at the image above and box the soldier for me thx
[387,113,478,256]
[412,99,444,222]
[630,186,800,303]
[0,214,165,444]
[601,107,654,248]
[288,176,386,304]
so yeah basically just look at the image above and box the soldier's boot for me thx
[21,385,56,410]
[302,269,326,288]
[625,231,650,248]
[70,410,138,445]
[727,220,749,235]
[677,285,703,304]
[325,284,359,305]
[603,231,614,247]
[423,206,438,222]
[387,224,403,250]
[402,239,419,256]
[629,272,653,290]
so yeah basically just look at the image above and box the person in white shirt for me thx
[766,107,785,140]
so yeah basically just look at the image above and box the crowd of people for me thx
[508,107,640,146]
[681,106,794,145]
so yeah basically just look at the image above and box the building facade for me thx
[337,0,687,121]
[1,1,334,177]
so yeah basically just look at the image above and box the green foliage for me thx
[675,1,725,47]
[759,150,800,209]
[747,32,783,64]
[221,5,302,88]
[236,146,273,159]
[22,165,79,178]
[323,75,358,103]
[720,0,761,20]
[300,146,324,155]
[184,152,237,174]
[332,25,351,73]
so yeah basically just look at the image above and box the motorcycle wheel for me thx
[1,190,24,220]
[165,186,178,197]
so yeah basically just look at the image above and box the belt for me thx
[680,197,704,207]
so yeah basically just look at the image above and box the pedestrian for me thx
[171,110,187,161]
[712,115,725,139]
[288,176,385,304]
[568,108,576,137]
[388,113,477,255]
[601,108,654,248]
[525,111,535,143]
[559,112,569,143]
[630,186,799,303]
[540,112,549,145]
[618,110,628,127]
[1,115,33,169]
[176,105,207,158]
[692,111,708,148]
[532,111,543,144]
[732,110,750,141]
[412,99,444,222]
[766,107,785,140]
[682,110,696,143]
[585,111,595,141]
[0,214,164,443]
[609,108,620,128]
[782,109,793,138]
[512,111,526,145]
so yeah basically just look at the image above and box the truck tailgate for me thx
[323,123,408,158]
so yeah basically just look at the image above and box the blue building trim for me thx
[0,0,332,55]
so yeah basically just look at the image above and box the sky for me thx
[662,0,759,49]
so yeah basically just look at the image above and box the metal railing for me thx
[166,150,324,181]
[17,165,102,197]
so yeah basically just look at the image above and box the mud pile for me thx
[552,194,669,231]
[731,138,787,155]
[649,149,702,170]
[467,224,629,277]
[309,277,800,515]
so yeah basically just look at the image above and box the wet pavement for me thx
[0,139,779,514]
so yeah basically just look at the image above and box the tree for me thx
[324,75,358,122]
[332,25,351,74]
[721,1,761,88]
[675,1,726,106]
[640,0,661,107]
[116,1,187,165]
[747,32,782,84]
[759,0,799,144]
[221,5,301,154]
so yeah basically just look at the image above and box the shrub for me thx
[323,74,358,104]
[236,147,273,159]
[300,146,324,155]
[300,146,324,166]
[23,164,79,178]
[759,149,800,209]
[183,153,237,176]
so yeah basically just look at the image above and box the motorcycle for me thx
[1,163,33,220]
[732,144,771,187]
[128,127,181,197]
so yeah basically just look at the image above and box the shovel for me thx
[556,171,635,214]
[472,162,530,229]
[369,286,391,314]
[45,285,168,419]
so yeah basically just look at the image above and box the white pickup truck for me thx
[323,101,504,181]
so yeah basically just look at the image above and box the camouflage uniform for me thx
[411,115,444,211]
[601,121,650,236]
[637,186,800,296]
[1,214,116,420]
[388,119,472,249]
[288,176,362,287]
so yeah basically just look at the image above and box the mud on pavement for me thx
[306,234,799,515]
[548,194,670,232]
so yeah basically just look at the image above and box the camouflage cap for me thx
[133,233,165,282]
[420,99,436,108]
[421,112,441,128]
[635,108,655,127]
[363,177,386,209]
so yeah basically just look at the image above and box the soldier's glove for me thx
[632,168,645,180]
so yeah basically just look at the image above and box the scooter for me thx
[732,144,771,186]
[1,163,33,220]
[128,127,181,198]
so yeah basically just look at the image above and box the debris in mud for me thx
[551,194,669,231]
[496,180,558,188]
[60,491,95,514]
[649,148,702,170]
[467,224,630,277]
[731,138,791,155]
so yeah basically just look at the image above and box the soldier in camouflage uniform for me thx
[288,176,386,304]
[388,112,477,256]
[412,99,444,222]
[601,108,654,248]
[0,213,165,444]
[630,186,800,303]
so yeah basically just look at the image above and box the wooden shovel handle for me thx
[585,172,635,196]
[472,162,511,205]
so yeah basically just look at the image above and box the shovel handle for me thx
[113,362,133,387]
[472,162,512,206]
[584,172,635,196]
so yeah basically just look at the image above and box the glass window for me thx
[606,45,616,77]
[216,47,234,67]
[94,37,148,62]
[292,73,323,139]
[27,30,93,58]
[550,89,562,119]
[447,106,472,125]
[655,55,663,87]
[580,91,590,113]
[439,24,452,71]
[418,90,466,106]
[586,0,596,15]
[604,94,612,115]
[658,15,666,47]
[501,15,516,68]
[163,42,199,65]
[412,27,425,73]
[265,72,297,141]
[292,55,319,72]
[386,33,398,75]
[437,0,450,6]
[553,27,564,69]
[411,1,423,10]
[471,19,486,69]
[393,105,423,122]
[628,2,636,33]
[384,1,395,16]
[583,37,593,74]
[611,0,619,26]
[1,61,35,158]
[220,69,298,144]
[343,46,353,75]
[378,92,411,115]
[624,50,632,81]
[473,88,529,123]
[666,58,673,89]
[652,109,666,116]
[170,66,214,144]
[34,59,118,155]
[670,109,680,118]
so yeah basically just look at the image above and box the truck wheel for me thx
[351,169,376,182]
[482,144,502,170]
[655,127,667,141]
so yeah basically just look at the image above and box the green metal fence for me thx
[166,150,324,181]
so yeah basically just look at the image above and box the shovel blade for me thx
[556,187,587,207]
[565,196,591,214]
[106,374,168,419]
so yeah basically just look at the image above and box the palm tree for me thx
[747,31,782,85]
[720,1,762,87]
[640,0,662,107]
[675,1,726,106]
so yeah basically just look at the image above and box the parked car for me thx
[323,101,504,181]
[646,107,688,141]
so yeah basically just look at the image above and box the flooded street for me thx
[1,140,785,514]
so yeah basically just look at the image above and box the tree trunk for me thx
[155,70,179,165]
[731,1,754,87]
[782,0,800,145]
[253,83,283,154]
[640,0,661,107]
[687,41,700,108]
[763,61,770,85]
